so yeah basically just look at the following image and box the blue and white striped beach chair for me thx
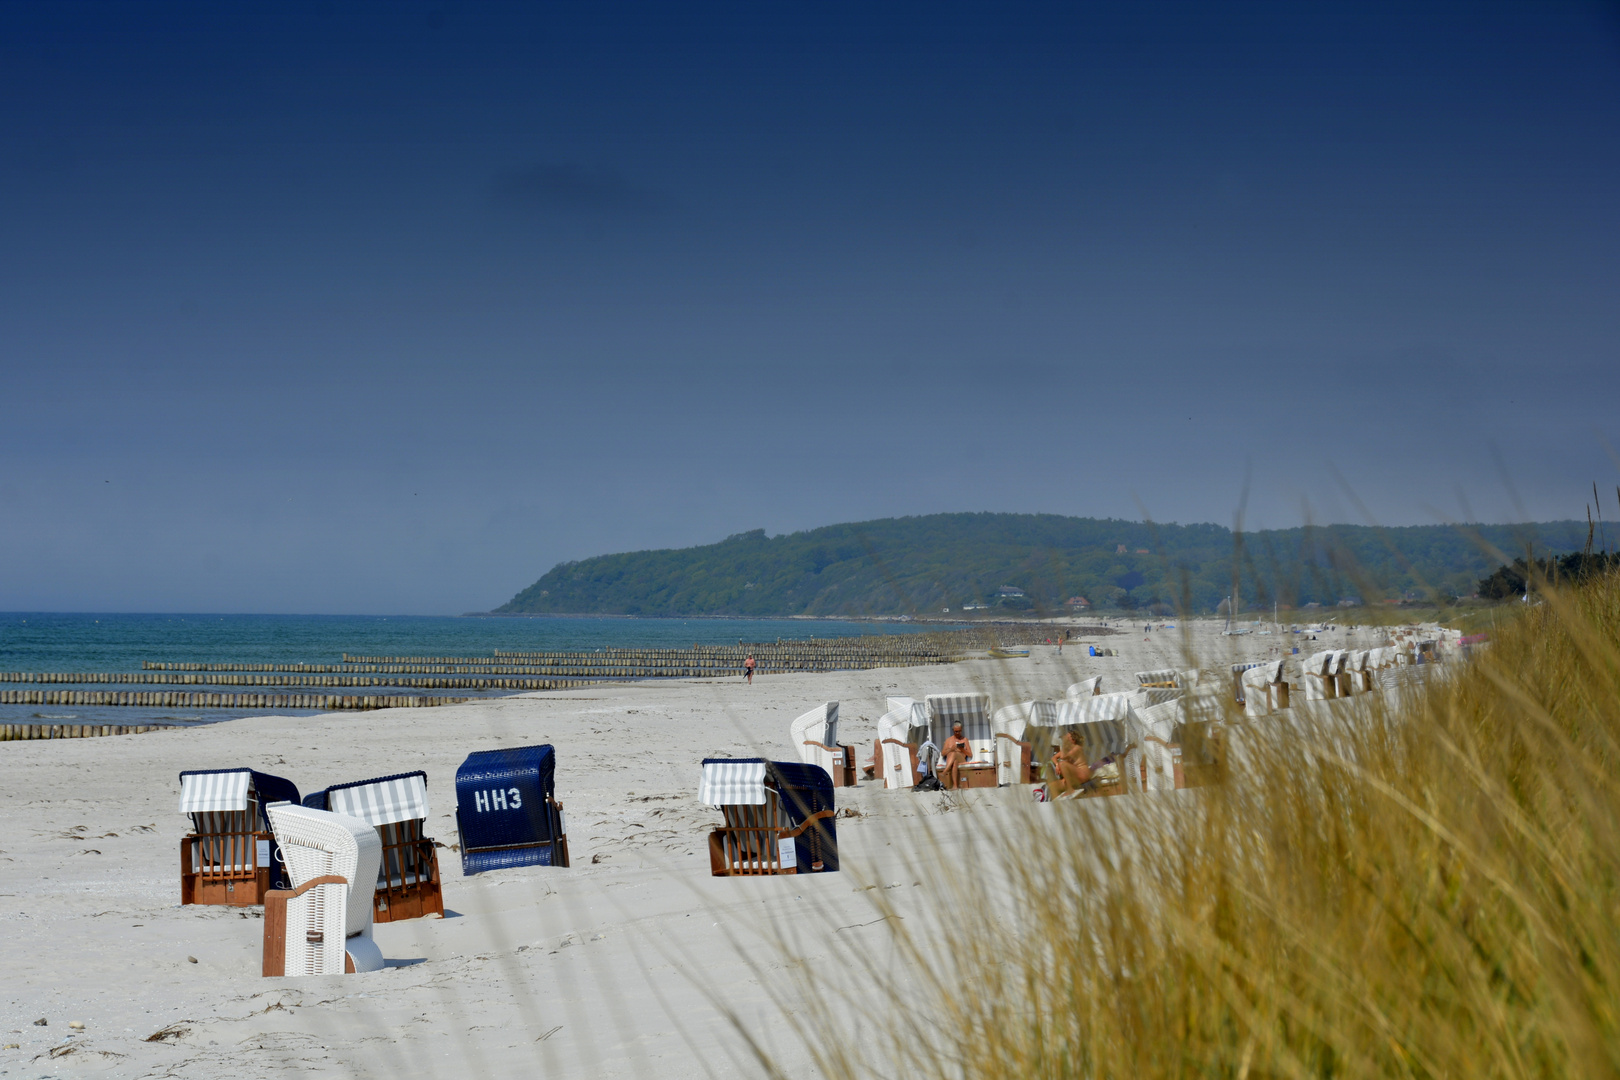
[303,771,443,922]
[178,767,299,906]
[700,758,838,875]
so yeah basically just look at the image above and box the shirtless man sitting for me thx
[940,722,973,790]
[1049,731,1092,796]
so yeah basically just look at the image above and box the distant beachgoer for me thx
[940,722,972,789]
[744,654,756,684]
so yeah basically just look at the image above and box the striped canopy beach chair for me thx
[1051,693,1142,798]
[791,702,856,787]
[455,745,570,874]
[701,758,838,876]
[926,692,996,787]
[262,804,385,977]
[303,771,443,923]
[178,768,300,906]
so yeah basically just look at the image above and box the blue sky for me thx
[2,1,1617,613]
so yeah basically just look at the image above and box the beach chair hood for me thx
[925,692,992,746]
[179,768,300,830]
[455,745,565,874]
[303,771,429,827]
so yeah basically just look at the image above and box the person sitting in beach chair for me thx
[262,803,385,977]
[178,767,300,907]
[1048,731,1093,796]
[939,722,974,790]
[700,758,838,876]
[925,692,996,789]
[302,771,443,923]
[455,745,570,874]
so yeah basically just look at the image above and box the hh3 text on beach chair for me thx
[455,745,571,874]
[262,804,386,977]
[178,768,299,906]
[302,771,443,923]
[700,758,837,876]
[792,701,856,787]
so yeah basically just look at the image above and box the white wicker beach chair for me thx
[262,804,385,977]
[791,702,854,786]
[1242,660,1289,716]
[1302,651,1347,700]
[991,701,1056,785]
[877,697,928,790]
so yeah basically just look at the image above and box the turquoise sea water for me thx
[0,612,945,727]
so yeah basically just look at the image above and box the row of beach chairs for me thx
[861,673,1221,799]
[183,683,1223,979]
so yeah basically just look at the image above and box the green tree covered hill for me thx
[496,513,1588,617]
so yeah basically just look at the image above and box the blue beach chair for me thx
[700,757,838,876]
[302,770,445,922]
[178,767,299,906]
[455,745,572,874]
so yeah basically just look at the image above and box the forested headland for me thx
[495,513,1588,617]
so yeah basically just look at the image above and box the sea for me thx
[0,612,947,728]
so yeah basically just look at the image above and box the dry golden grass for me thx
[766,572,1620,1079]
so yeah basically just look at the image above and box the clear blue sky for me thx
[2,1,1617,614]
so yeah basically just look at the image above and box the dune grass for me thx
[765,572,1620,1078]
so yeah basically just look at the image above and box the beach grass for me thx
[759,570,1620,1078]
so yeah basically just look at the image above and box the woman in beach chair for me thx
[302,771,443,923]
[455,745,570,874]
[700,758,838,875]
[1048,732,1093,796]
[261,804,385,977]
[178,768,300,906]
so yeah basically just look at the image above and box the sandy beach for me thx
[0,619,1395,1077]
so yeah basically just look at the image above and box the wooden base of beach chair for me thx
[958,764,999,789]
[837,744,857,787]
[372,869,444,923]
[708,829,798,876]
[262,874,352,977]
[180,832,274,907]
[371,824,445,923]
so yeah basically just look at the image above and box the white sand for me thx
[0,619,1382,1077]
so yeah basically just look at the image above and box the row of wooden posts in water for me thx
[0,690,471,713]
[0,626,1099,725]
[1,721,174,741]
[2,671,598,690]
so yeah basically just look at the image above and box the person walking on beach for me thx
[744,654,755,684]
